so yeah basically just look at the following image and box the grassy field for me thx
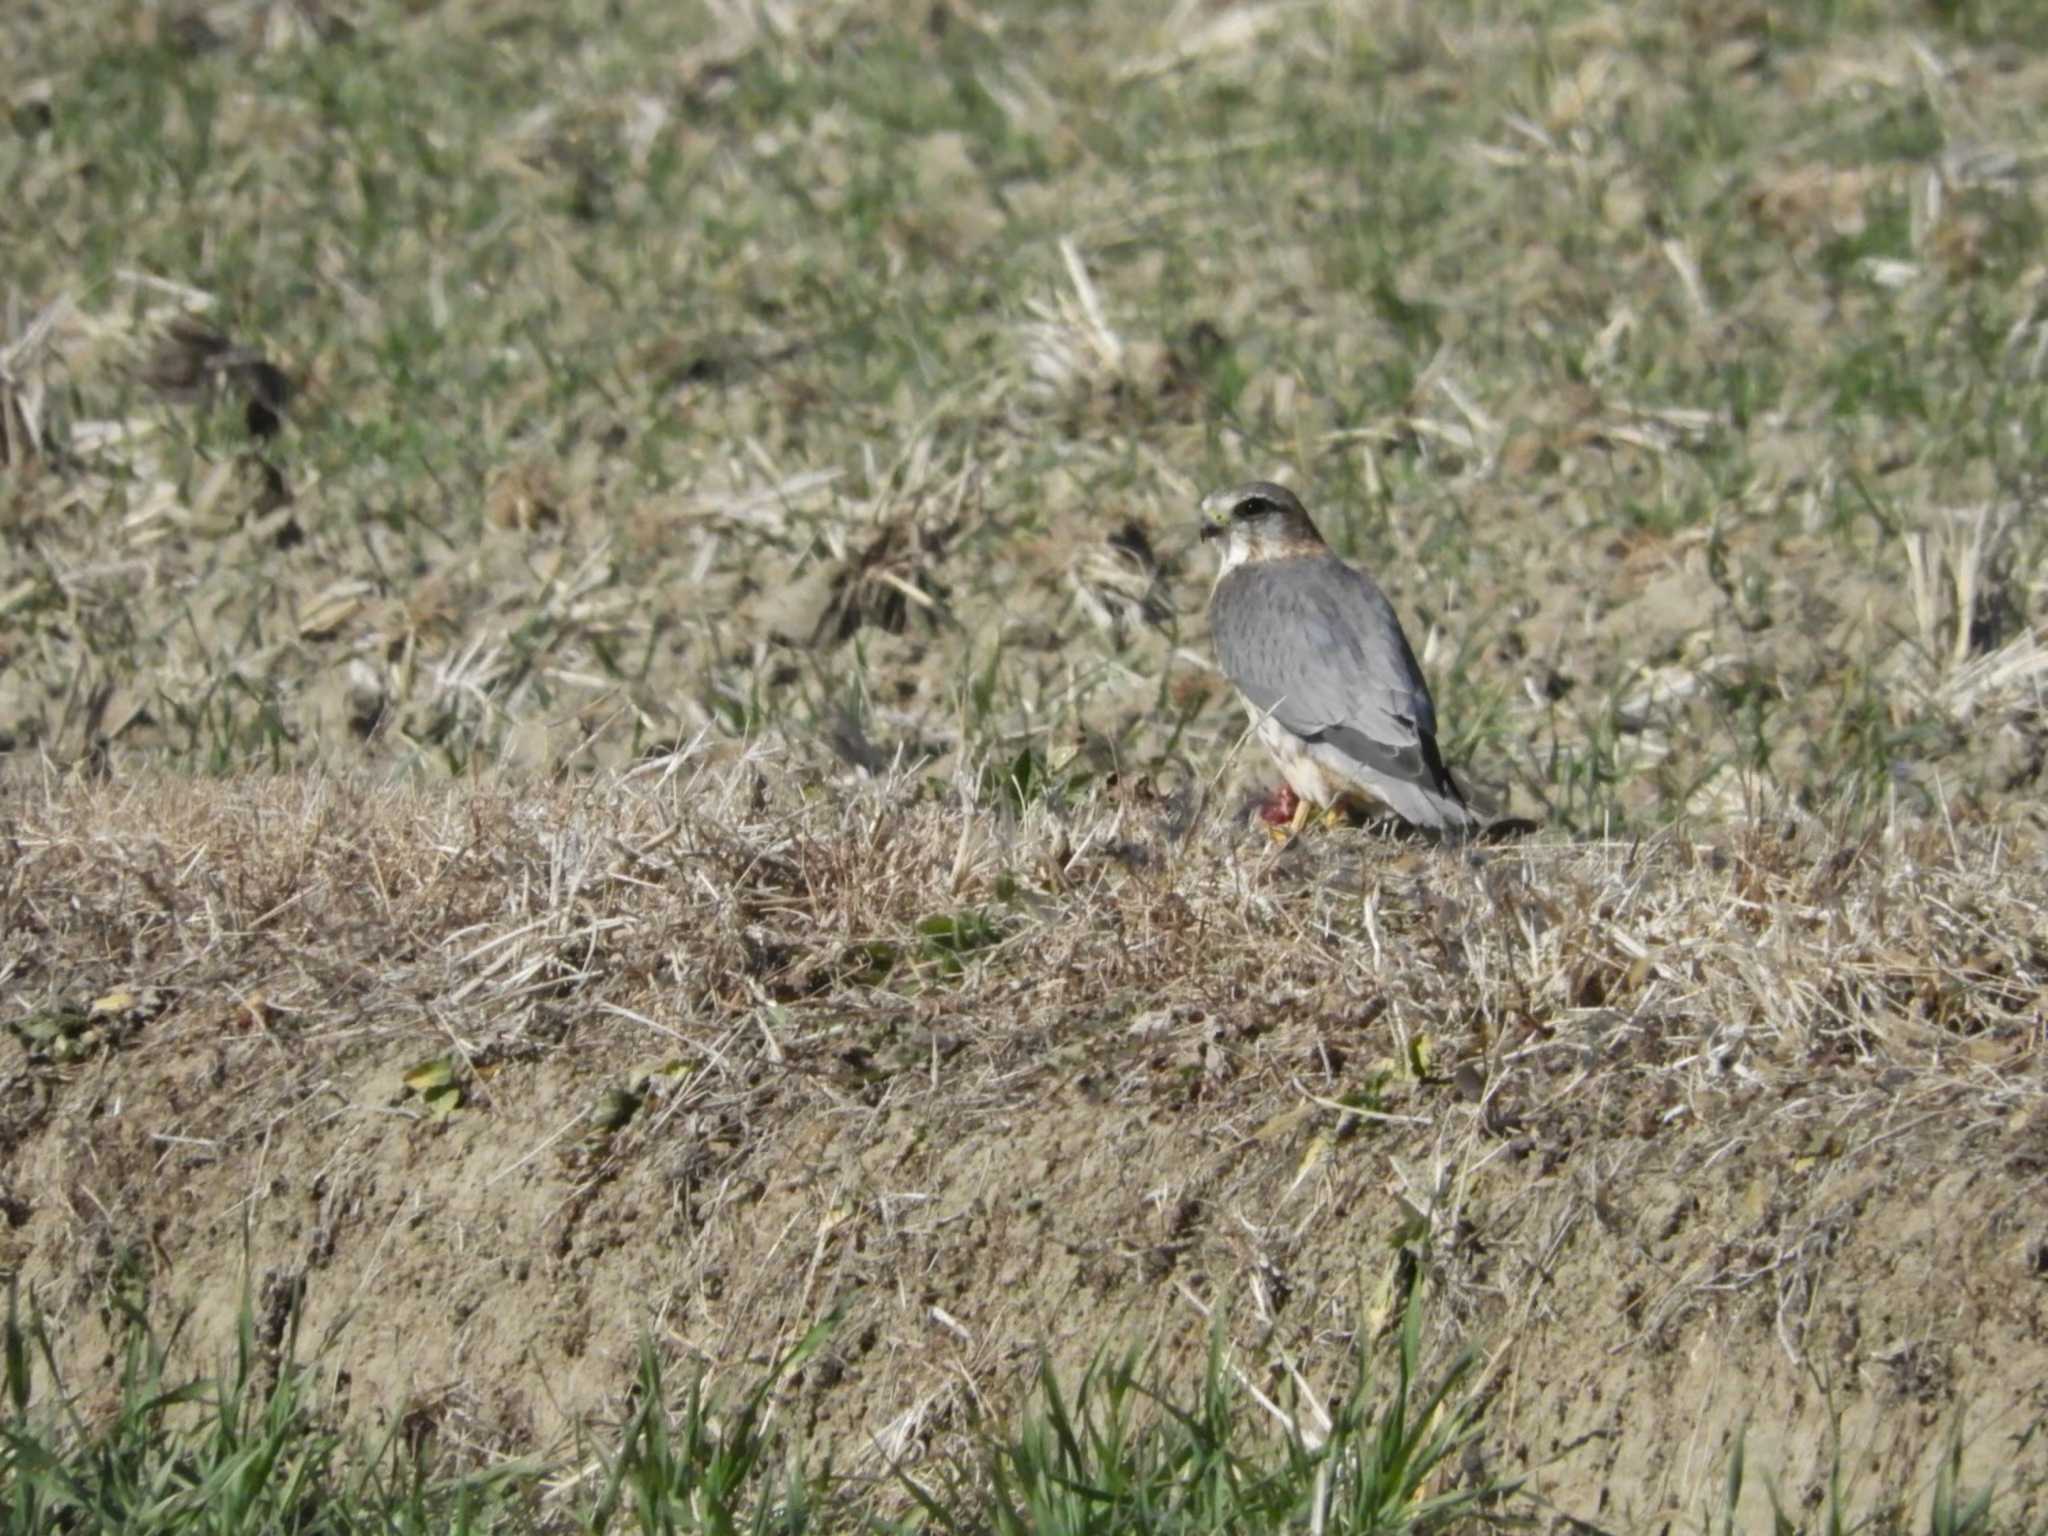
[5,0,2048,1530]
[7,0,2047,824]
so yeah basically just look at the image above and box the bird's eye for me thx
[1233,496,1275,520]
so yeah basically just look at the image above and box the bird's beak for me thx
[1197,490,1230,542]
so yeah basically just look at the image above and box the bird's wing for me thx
[1210,555,1454,794]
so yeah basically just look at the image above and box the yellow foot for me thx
[1268,794,1323,845]
[1268,801,1356,844]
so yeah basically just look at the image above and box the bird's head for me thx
[1198,482,1326,574]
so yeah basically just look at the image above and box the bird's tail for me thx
[1404,736,1483,837]
[1375,775,1483,837]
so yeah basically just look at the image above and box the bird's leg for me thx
[1270,790,1316,845]
[1258,782,1300,829]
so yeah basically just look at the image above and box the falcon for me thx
[1199,481,1478,837]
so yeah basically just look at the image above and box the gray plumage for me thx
[1200,482,1477,835]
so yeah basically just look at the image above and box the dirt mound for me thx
[3,765,2044,1525]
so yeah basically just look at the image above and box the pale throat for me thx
[1210,531,1322,582]
[1209,533,1254,580]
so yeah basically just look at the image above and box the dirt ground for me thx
[3,767,2043,1529]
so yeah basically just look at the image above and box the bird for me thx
[1199,480,1478,837]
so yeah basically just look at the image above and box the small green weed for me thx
[913,910,1005,979]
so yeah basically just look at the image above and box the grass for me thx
[904,1283,1504,1536]
[5,0,2048,1527]
[2,1275,537,1534]
[4,1266,1515,1536]
[13,1261,2024,1536]
[9,1263,2033,1536]
[1707,1416,2008,1536]
[4,1,2048,834]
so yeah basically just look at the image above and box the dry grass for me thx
[3,758,2045,1520]
[8,756,2042,1139]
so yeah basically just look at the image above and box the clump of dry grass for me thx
[5,753,2042,1177]
[0,296,65,469]
[3,766,2040,1200]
